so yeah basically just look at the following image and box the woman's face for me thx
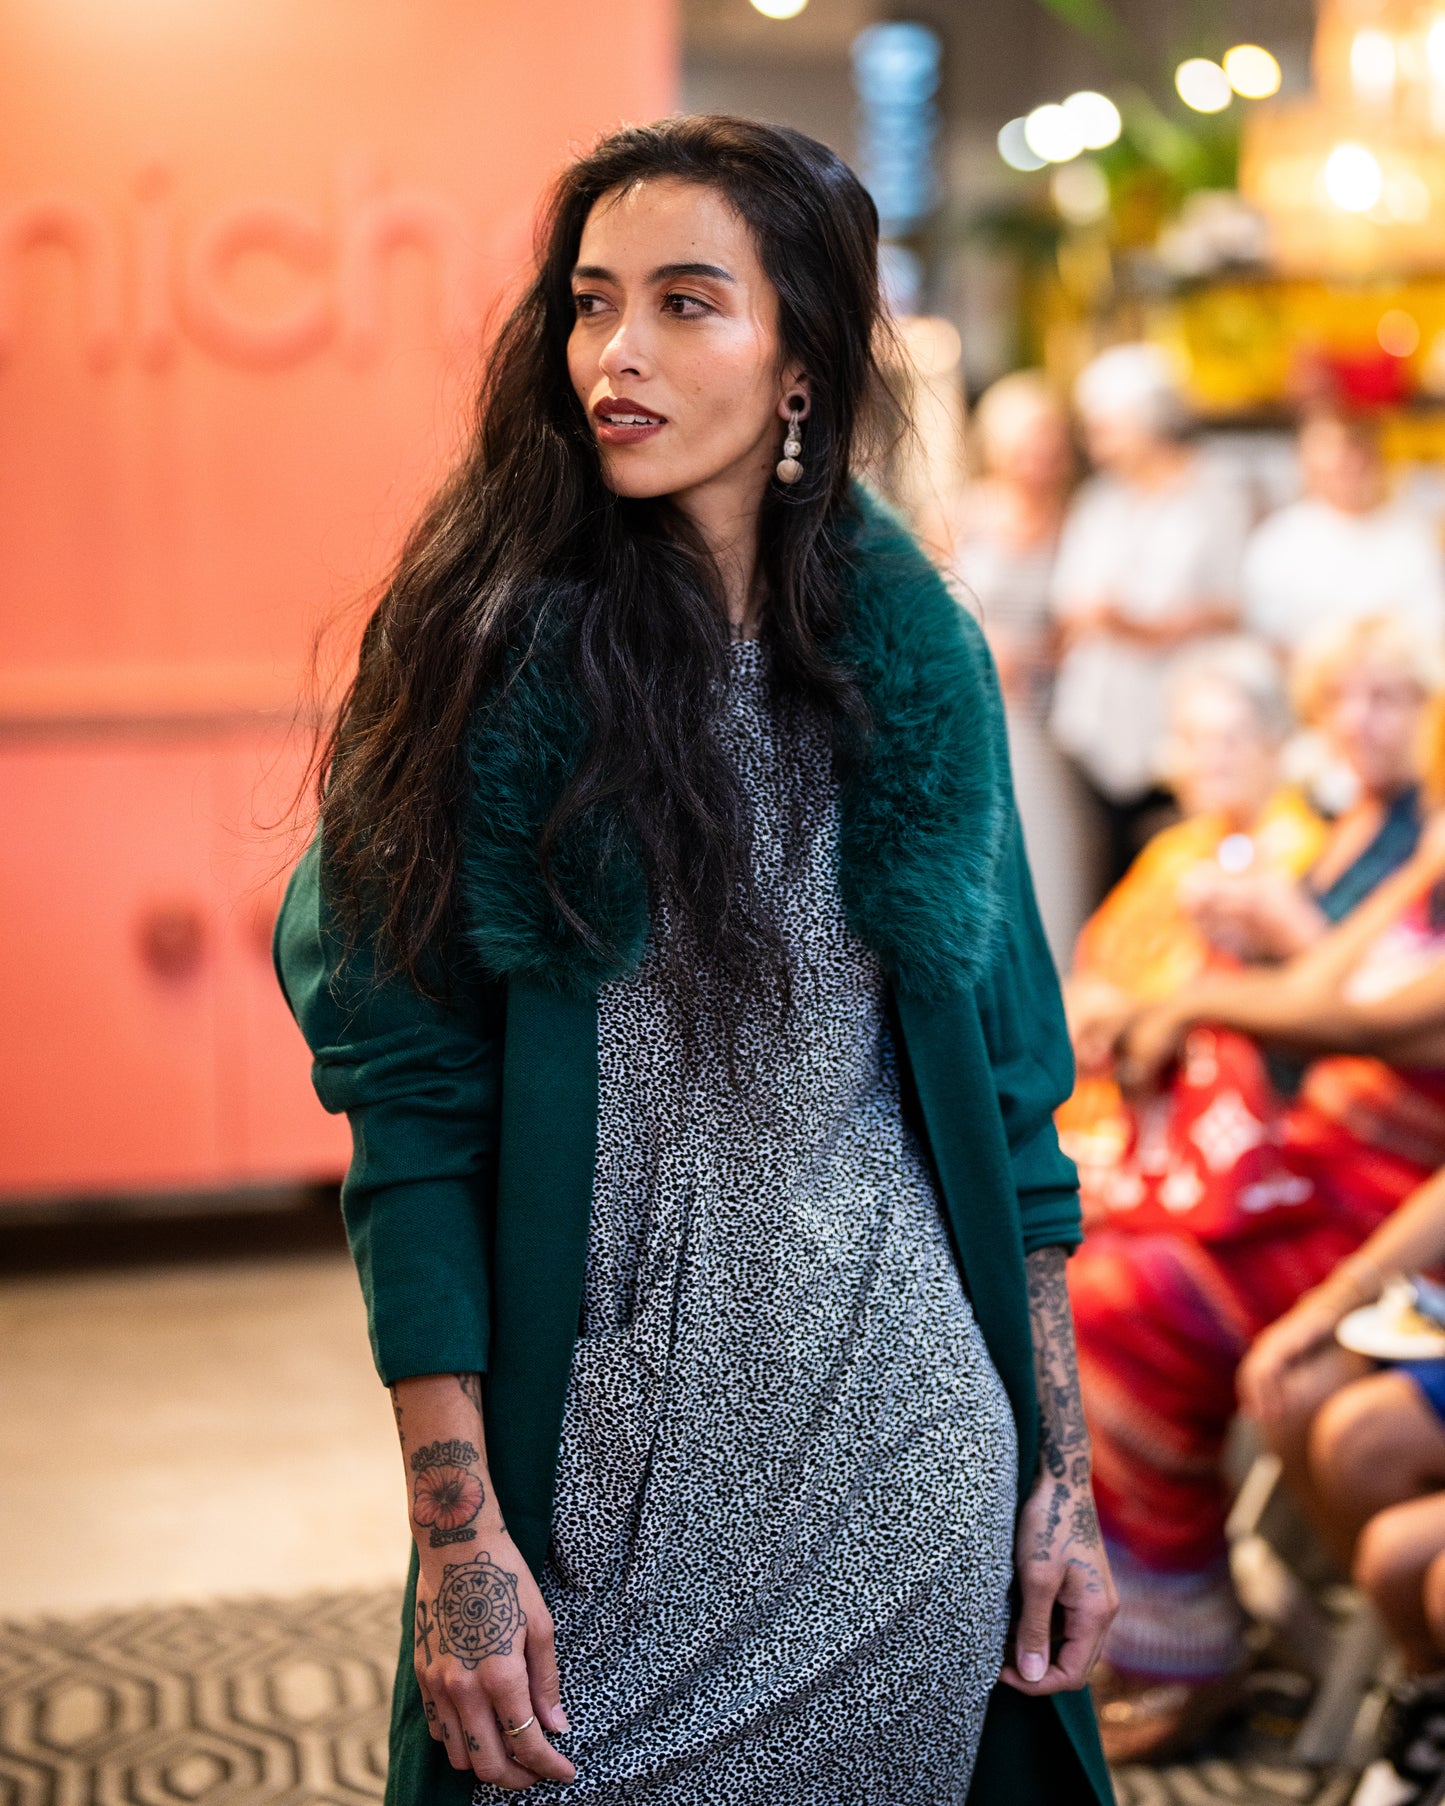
[567,177,806,512]
[1300,418,1382,515]
[1080,408,1161,480]
[986,400,1071,493]
[1166,680,1279,822]
[1323,659,1427,795]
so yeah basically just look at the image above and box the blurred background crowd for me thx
[12,1,1445,1803]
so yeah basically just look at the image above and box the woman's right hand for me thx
[414,1527,575,1790]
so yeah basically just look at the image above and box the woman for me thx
[1242,407,1445,657]
[274,119,1114,1806]
[1048,343,1251,887]
[1201,613,1441,967]
[1059,636,1326,1217]
[949,371,1097,964]
[1083,806,1445,1761]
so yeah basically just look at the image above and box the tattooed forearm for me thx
[436,1549,527,1667]
[1021,1248,1107,1591]
[410,1439,486,1548]
[1025,1245,1092,1483]
[456,1371,483,1416]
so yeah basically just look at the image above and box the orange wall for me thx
[0,1,676,1196]
[0,0,676,718]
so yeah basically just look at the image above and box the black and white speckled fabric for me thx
[473,639,1017,1806]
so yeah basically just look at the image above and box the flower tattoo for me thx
[410,1439,485,1548]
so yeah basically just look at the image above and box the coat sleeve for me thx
[976,810,1084,1256]
[272,839,502,1385]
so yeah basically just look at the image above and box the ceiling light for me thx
[750,0,808,17]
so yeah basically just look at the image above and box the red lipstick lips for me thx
[592,395,667,446]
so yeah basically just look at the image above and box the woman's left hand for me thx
[1001,1468,1118,1695]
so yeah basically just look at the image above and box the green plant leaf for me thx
[1033,0,1128,49]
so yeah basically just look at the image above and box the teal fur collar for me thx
[460,482,1009,1000]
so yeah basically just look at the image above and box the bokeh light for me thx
[1024,102,1084,163]
[1378,308,1422,356]
[749,0,809,17]
[997,116,1047,171]
[1350,28,1397,103]
[1322,141,1383,210]
[1051,159,1111,223]
[1062,90,1122,149]
[1175,58,1233,113]
[1222,44,1282,99]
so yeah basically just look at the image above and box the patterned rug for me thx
[0,1587,1359,1806]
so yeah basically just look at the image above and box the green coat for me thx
[275,486,1114,1806]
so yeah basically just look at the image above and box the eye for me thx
[662,291,713,318]
[571,291,608,316]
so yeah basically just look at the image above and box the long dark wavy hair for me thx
[317,114,907,1027]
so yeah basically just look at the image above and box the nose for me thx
[598,304,650,382]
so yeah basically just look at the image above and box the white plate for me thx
[1337,1298,1445,1363]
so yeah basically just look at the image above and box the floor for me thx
[0,1244,408,1617]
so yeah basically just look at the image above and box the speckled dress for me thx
[473,639,1017,1806]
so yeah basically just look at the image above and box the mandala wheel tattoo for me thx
[436,1552,525,1668]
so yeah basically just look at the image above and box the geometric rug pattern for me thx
[0,1587,1358,1806]
[0,1590,397,1806]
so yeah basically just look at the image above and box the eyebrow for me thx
[571,261,736,284]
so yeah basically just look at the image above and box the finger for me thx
[490,1675,576,1784]
[417,1677,444,1744]
[1045,1600,1113,1692]
[524,1612,570,1735]
[455,1692,532,1792]
[1013,1566,1058,1686]
[427,1687,473,1772]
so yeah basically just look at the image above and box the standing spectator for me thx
[1050,344,1251,888]
[950,371,1097,963]
[1242,408,1445,655]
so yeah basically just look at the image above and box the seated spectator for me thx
[1049,342,1251,887]
[949,370,1096,962]
[1070,785,1445,1762]
[1242,1166,1445,1805]
[1242,408,1445,656]
[1061,637,1325,1176]
[1180,613,1439,968]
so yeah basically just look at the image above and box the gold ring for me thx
[505,1715,536,1738]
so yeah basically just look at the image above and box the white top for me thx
[1241,497,1445,651]
[1048,464,1250,799]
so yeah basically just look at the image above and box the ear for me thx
[777,372,811,422]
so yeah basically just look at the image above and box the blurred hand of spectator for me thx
[1116,1000,1191,1095]
[1177,866,1330,963]
[1064,975,1138,1074]
[1058,600,1236,655]
[1237,1265,1375,1425]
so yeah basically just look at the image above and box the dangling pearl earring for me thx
[776,399,805,485]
